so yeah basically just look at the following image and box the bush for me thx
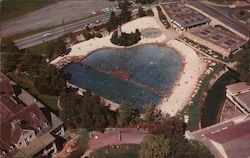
[146,9,154,16]
[110,29,141,46]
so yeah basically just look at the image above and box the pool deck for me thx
[51,7,206,117]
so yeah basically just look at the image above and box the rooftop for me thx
[226,82,250,95]
[190,26,247,52]
[0,72,63,157]
[190,119,250,158]
[15,133,55,158]
[162,2,210,28]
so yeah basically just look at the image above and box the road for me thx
[186,1,250,37]
[0,0,117,38]
[14,4,143,49]
[14,13,111,49]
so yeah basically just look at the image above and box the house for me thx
[0,72,65,158]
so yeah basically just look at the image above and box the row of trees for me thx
[236,40,250,84]
[110,29,141,46]
[59,90,117,131]
[1,38,68,96]
[139,117,214,158]
[105,2,132,32]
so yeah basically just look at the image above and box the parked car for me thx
[43,33,52,37]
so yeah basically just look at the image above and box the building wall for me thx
[183,31,231,57]
[226,92,249,115]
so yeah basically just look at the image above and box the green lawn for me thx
[0,0,56,22]
[6,72,58,111]
[91,144,140,158]
[28,39,56,55]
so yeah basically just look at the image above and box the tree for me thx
[18,49,42,75]
[169,138,213,158]
[144,104,156,122]
[117,103,135,126]
[151,117,186,139]
[119,3,131,24]
[34,64,66,96]
[146,9,154,16]
[106,11,119,32]
[139,134,170,158]
[138,7,146,17]
[1,38,23,72]
[60,91,117,131]
[236,41,250,84]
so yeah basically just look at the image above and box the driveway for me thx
[0,0,117,37]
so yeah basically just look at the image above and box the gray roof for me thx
[226,82,250,94]
[190,119,250,158]
[163,2,211,28]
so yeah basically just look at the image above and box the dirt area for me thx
[0,0,116,37]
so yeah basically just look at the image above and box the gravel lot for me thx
[0,0,117,37]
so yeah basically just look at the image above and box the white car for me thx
[43,33,52,37]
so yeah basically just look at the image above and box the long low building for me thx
[186,118,250,158]
[162,2,211,30]
[226,82,250,115]
[184,25,248,57]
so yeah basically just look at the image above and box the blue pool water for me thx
[63,45,181,111]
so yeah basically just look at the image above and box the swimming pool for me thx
[63,45,181,111]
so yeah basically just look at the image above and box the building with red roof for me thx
[0,73,65,158]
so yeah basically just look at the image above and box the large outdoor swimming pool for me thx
[63,45,181,111]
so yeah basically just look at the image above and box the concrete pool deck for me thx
[158,40,204,116]
[51,16,168,65]
[51,11,205,117]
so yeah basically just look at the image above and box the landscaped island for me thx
[110,28,141,46]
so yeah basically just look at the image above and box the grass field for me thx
[91,144,140,158]
[28,39,56,55]
[0,0,56,22]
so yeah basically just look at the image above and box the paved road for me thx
[0,0,117,37]
[14,4,144,49]
[14,13,111,49]
[187,1,250,37]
